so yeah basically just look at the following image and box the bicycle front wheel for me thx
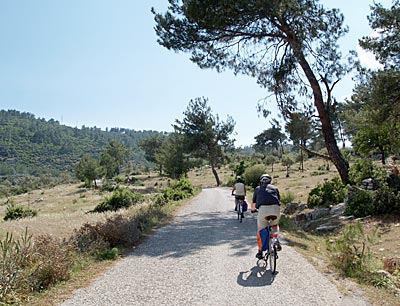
[269,245,277,274]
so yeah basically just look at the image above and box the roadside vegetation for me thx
[0,176,197,305]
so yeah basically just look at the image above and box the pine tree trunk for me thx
[293,43,350,184]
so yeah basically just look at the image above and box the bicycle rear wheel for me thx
[269,245,277,274]
[238,201,242,222]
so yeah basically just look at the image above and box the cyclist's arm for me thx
[251,188,257,212]
[231,185,236,196]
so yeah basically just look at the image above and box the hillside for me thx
[0,109,166,177]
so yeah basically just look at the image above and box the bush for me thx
[243,164,266,188]
[344,188,374,217]
[0,229,32,304]
[29,235,75,291]
[307,177,347,208]
[160,176,194,202]
[371,184,400,215]
[71,215,141,252]
[280,192,295,205]
[326,221,380,279]
[4,201,37,221]
[349,159,386,186]
[93,187,144,213]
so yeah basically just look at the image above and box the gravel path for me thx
[59,188,369,306]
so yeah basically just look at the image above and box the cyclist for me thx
[231,176,246,217]
[251,174,282,259]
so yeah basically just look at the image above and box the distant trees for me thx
[100,141,129,178]
[139,135,167,175]
[285,113,314,171]
[75,141,129,186]
[0,110,164,177]
[341,1,400,161]
[153,0,351,184]
[254,120,286,157]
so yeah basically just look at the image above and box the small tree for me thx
[139,135,167,175]
[157,133,192,179]
[100,141,129,178]
[75,154,102,187]
[281,154,295,178]
[265,155,278,173]
[173,97,235,186]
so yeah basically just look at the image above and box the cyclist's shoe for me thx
[256,250,263,259]
[274,240,282,251]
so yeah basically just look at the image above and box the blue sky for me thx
[0,0,391,147]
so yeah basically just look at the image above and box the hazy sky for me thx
[0,0,391,146]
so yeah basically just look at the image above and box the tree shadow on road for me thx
[128,210,257,259]
[237,263,278,287]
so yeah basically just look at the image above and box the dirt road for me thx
[59,188,369,306]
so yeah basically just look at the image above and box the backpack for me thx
[259,228,269,251]
[242,200,248,212]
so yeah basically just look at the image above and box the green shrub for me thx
[0,229,32,304]
[93,187,143,212]
[4,201,37,221]
[307,177,347,208]
[96,247,119,260]
[349,159,386,186]
[344,188,374,217]
[161,176,194,202]
[280,192,295,205]
[243,164,266,188]
[372,184,400,215]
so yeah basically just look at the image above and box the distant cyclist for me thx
[231,176,246,216]
[251,174,282,259]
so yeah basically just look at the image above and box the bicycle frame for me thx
[259,215,278,274]
[236,198,243,222]
[233,194,245,223]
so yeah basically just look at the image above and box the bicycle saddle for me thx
[265,215,277,221]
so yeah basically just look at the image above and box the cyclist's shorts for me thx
[235,195,245,200]
[257,205,280,228]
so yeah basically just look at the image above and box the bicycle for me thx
[253,212,279,274]
[232,195,245,223]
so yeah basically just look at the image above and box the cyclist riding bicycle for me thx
[231,176,246,217]
[251,174,282,259]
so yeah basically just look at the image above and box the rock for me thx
[340,215,354,220]
[316,225,341,233]
[310,208,330,219]
[329,203,345,215]
[295,213,307,222]
[376,270,392,278]
[298,204,308,211]
[283,202,299,215]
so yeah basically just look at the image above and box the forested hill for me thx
[0,109,166,176]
